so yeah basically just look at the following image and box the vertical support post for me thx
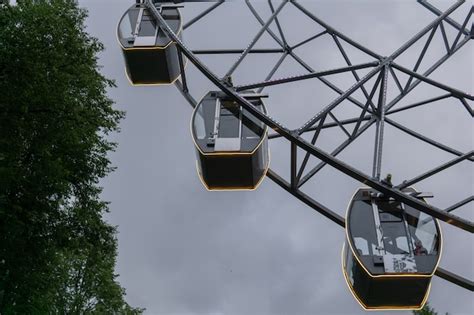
[291,142,297,190]
[177,48,188,93]
[372,65,389,180]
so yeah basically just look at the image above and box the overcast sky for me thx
[74,0,473,314]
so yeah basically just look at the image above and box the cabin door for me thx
[372,200,418,273]
[133,8,158,47]
[214,99,242,152]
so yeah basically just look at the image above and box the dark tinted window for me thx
[139,18,156,36]
[378,200,411,254]
[218,102,240,138]
[349,200,378,256]
[242,107,264,138]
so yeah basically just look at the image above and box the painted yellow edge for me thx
[341,243,431,311]
[189,93,270,156]
[343,187,443,279]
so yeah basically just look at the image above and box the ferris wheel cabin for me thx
[342,187,442,310]
[117,1,183,85]
[191,91,269,190]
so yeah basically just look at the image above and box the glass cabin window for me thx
[378,201,412,255]
[404,205,439,255]
[138,19,157,37]
[193,100,217,141]
[349,200,379,256]
[354,237,369,255]
[218,102,240,138]
[345,244,355,286]
[194,110,206,139]
[119,9,139,40]
[193,95,267,152]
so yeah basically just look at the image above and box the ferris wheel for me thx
[117,0,473,310]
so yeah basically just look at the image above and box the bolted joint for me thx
[379,56,393,66]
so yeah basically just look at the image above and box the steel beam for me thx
[392,63,474,100]
[183,0,224,30]
[224,0,288,78]
[192,48,285,54]
[268,0,288,46]
[385,35,471,112]
[446,196,474,213]
[372,65,388,179]
[245,1,375,113]
[235,62,378,92]
[291,31,328,50]
[386,93,452,115]
[398,151,474,189]
[403,24,439,91]
[417,0,470,35]
[435,268,474,291]
[258,52,288,93]
[385,118,474,162]
[298,66,383,134]
[291,0,382,59]
[389,0,465,60]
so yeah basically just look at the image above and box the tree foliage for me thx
[0,1,142,313]
[413,303,443,315]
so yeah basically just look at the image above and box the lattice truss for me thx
[144,0,474,290]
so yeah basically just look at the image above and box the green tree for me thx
[413,303,449,315]
[0,0,142,313]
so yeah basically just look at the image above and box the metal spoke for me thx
[386,93,452,115]
[439,21,451,54]
[398,151,474,189]
[298,117,377,188]
[298,66,383,134]
[268,0,288,46]
[418,0,471,35]
[235,62,378,92]
[389,66,404,94]
[459,97,474,116]
[258,52,288,93]
[352,71,383,137]
[192,48,285,54]
[393,63,474,100]
[224,0,288,78]
[245,0,375,113]
[291,30,327,50]
[328,112,351,138]
[384,118,474,161]
[450,6,473,51]
[389,0,464,60]
[446,196,474,213]
[183,0,224,30]
[332,34,376,111]
[292,0,382,59]
[385,35,471,112]
[296,115,327,184]
[372,65,388,179]
[403,24,439,91]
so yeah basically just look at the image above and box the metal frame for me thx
[143,0,474,291]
